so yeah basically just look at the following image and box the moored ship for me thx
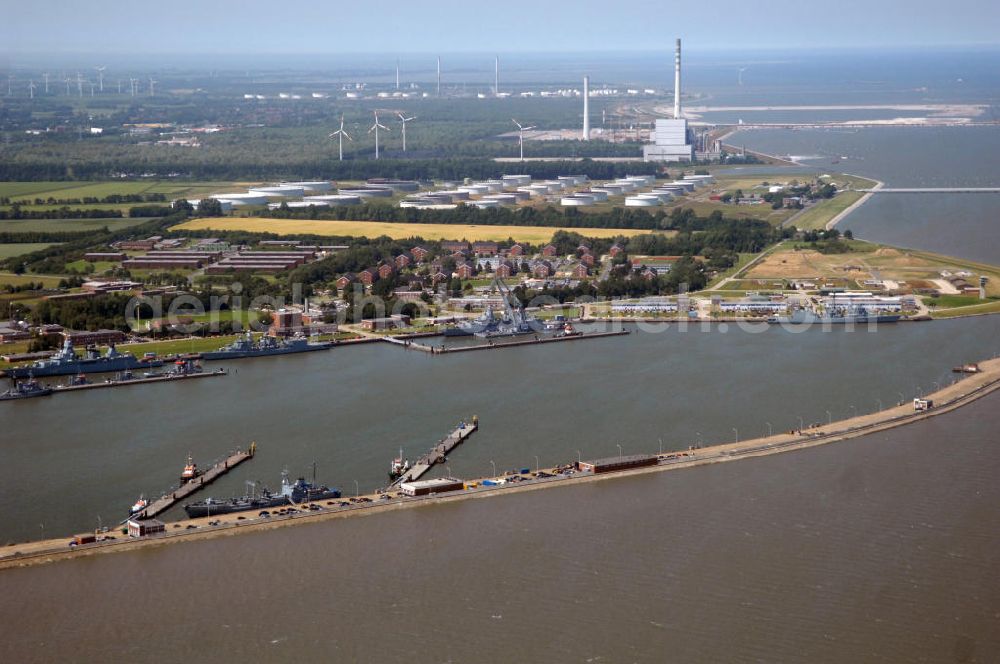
[774,308,901,325]
[183,472,341,518]
[201,332,332,360]
[0,376,53,401]
[3,339,162,379]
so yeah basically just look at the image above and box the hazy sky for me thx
[2,0,997,55]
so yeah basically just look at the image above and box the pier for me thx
[390,419,479,487]
[857,187,1000,194]
[397,330,630,354]
[51,369,227,393]
[136,444,256,519]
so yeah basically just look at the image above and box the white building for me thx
[644,39,693,163]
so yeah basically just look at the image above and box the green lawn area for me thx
[0,272,66,288]
[707,251,761,289]
[790,191,866,231]
[0,180,248,203]
[0,218,149,233]
[930,299,1000,319]
[0,243,61,259]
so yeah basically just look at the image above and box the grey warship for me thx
[3,339,162,379]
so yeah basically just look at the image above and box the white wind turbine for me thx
[368,111,390,160]
[95,66,106,92]
[398,113,416,152]
[512,118,536,161]
[76,73,83,97]
[28,80,36,99]
[6,74,12,97]
[328,114,353,161]
[148,78,156,96]
[43,73,49,94]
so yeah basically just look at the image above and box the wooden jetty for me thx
[398,330,629,354]
[136,443,256,519]
[390,418,479,487]
[52,369,227,394]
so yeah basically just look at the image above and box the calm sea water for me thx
[1,318,998,543]
[2,387,999,663]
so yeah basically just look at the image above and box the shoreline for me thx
[826,176,884,230]
[3,357,999,571]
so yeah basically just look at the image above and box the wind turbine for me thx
[43,73,49,94]
[28,80,36,99]
[130,78,137,96]
[6,74,12,97]
[398,113,416,152]
[328,114,353,161]
[64,77,71,96]
[76,73,83,97]
[148,78,156,96]
[95,66,106,92]
[117,79,122,94]
[395,58,400,90]
[512,118,536,161]
[738,67,747,86]
[368,111,389,160]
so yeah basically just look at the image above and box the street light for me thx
[658,438,663,455]
[765,421,773,437]
[576,450,582,464]
[534,455,539,473]
[898,391,905,405]
[798,416,804,431]
[732,427,739,443]
[826,410,832,425]
[616,443,622,459]
[490,460,496,477]
[353,479,359,497]
[850,404,857,417]
[876,398,883,411]
[695,432,703,448]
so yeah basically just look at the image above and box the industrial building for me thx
[399,477,465,497]
[577,454,658,474]
[644,39,693,162]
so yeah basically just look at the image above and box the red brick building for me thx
[572,263,590,279]
[472,241,499,256]
[336,273,357,289]
[508,244,524,257]
[411,245,430,262]
[533,261,553,278]
[456,263,475,279]
[581,253,596,267]
[542,244,557,257]
[378,263,395,280]
[395,254,412,269]
[609,244,624,258]
[496,261,514,279]
[359,268,379,286]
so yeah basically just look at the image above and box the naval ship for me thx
[3,339,162,378]
[773,307,902,325]
[0,376,53,401]
[201,332,332,360]
[184,472,341,518]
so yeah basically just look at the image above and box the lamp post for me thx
[658,438,663,455]
[490,460,496,477]
[798,416,804,431]
[898,391,905,405]
[826,410,832,425]
[534,455,539,473]
[695,432,703,448]
[732,427,739,443]
[876,398,883,411]
[576,450,581,464]
[765,422,773,437]
[850,404,857,417]
[353,480,359,497]
[616,443,622,460]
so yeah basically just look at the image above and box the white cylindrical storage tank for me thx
[439,190,471,201]
[502,174,531,187]
[471,199,500,209]
[458,185,489,195]
[338,187,394,198]
[484,194,518,205]
[304,194,362,206]
[614,181,637,192]
[625,174,655,186]
[592,185,623,196]
[670,181,696,192]
[283,181,334,193]
[510,189,531,201]
[211,193,270,206]
[560,194,595,207]
[249,186,306,197]
[540,181,564,192]
[481,180,504,193]
[580,189,608,202]
[648,190,675,202]
[625,195,660,207]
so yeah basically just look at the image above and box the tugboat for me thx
[180,454,200,483]
[952,363,981,374]
[0,376,53,401]
[201,332,332,360]
[183,470,341,518]
[3,339,162,378]
[129,495,148,517]
[554,322,582,338]
[388,448,411,481]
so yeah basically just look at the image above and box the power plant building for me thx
[644,39,693,162]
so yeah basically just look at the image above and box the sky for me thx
[1,0,998,56]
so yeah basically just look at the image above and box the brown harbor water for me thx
[1,387,999,662]
[1,317,999,543]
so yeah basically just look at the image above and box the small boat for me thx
[129,496,148,516]
[952,363,981,374]
[0,376,53,401]
[554,323,582,338]
[180,454,200,483]
[69,372,89,386]
[388,447,411,481]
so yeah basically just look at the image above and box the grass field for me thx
[0,272,65,288]
[789,191,867,230]
[0,218,149,233]
[173,218,674,243]
[0,181,247,201]
[0,243,61,259]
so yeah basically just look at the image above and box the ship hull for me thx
[5,358,162,378]
[201,343,332,361]
[0,388,52,401]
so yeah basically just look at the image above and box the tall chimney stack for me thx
[582,76,590,141]
[495,55,500,96]
[674,38,682,119]
[437,56,441,96]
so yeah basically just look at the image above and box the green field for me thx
[789,191,866,231]
[0,272,65,288]
[0,243,61,259]
[0,180,247,201]
[0,218,149,233]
